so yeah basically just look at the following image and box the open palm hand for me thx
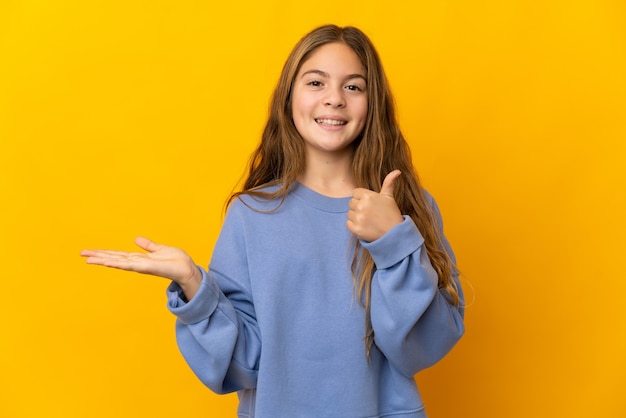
[81,237,201,298]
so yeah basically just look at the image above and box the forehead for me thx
[298,42,366,76]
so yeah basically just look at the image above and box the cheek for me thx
[291,93,309,121]
[290,96,307,133]
[295,94,316,113]
[291,101,305,127]
[356,100,368,127]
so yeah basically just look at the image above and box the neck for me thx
[298,148,355,197]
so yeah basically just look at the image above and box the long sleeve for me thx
[166,205,261,394]
[163,186,458,416]
[363,195,464,378]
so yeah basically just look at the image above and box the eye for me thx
[345,84,364,92]
[307,80,323,87]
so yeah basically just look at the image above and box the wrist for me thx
[178,266,202,301]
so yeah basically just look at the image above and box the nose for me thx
[323,86,346,108]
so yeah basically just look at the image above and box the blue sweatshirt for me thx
[167,183,464,418]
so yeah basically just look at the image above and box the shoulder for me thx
[422,188,435,206]
[420,188,444,224]
[420,188,438,212]
[226,184,287,217]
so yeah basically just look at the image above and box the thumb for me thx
[135,236,162,253]
[380,170,401,197]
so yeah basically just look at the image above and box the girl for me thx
[81,24,464,418]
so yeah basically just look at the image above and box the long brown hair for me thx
[228,25,460,356]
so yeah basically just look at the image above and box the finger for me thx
[346,209,355,223]
[80,249,130,258]
[351,187,368,200]
[135,236,163,253]
[380,170,401,197]
[80,249,97,257]
[84,255,129,267]
[84,256,141,271]
[345,219,356,234]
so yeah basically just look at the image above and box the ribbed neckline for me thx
[291,183,351,213]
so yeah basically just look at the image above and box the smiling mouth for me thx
[315,118,347,126]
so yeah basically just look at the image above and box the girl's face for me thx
[291,42,368,159]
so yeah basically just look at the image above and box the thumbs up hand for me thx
[346,170,404,242]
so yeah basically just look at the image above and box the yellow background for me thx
[1,0,625,417]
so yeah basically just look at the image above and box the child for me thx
[81,24,464,418]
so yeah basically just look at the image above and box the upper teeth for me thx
[316,119,346,126]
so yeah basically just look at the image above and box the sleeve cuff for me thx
[361,215,425,269]
[166,267,220,324]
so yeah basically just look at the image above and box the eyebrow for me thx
[300,69,366,82]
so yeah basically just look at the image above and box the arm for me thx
[80,203,261,394]
[363,197,464,377]
[167,270,260,393]
[167,203,260,394]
